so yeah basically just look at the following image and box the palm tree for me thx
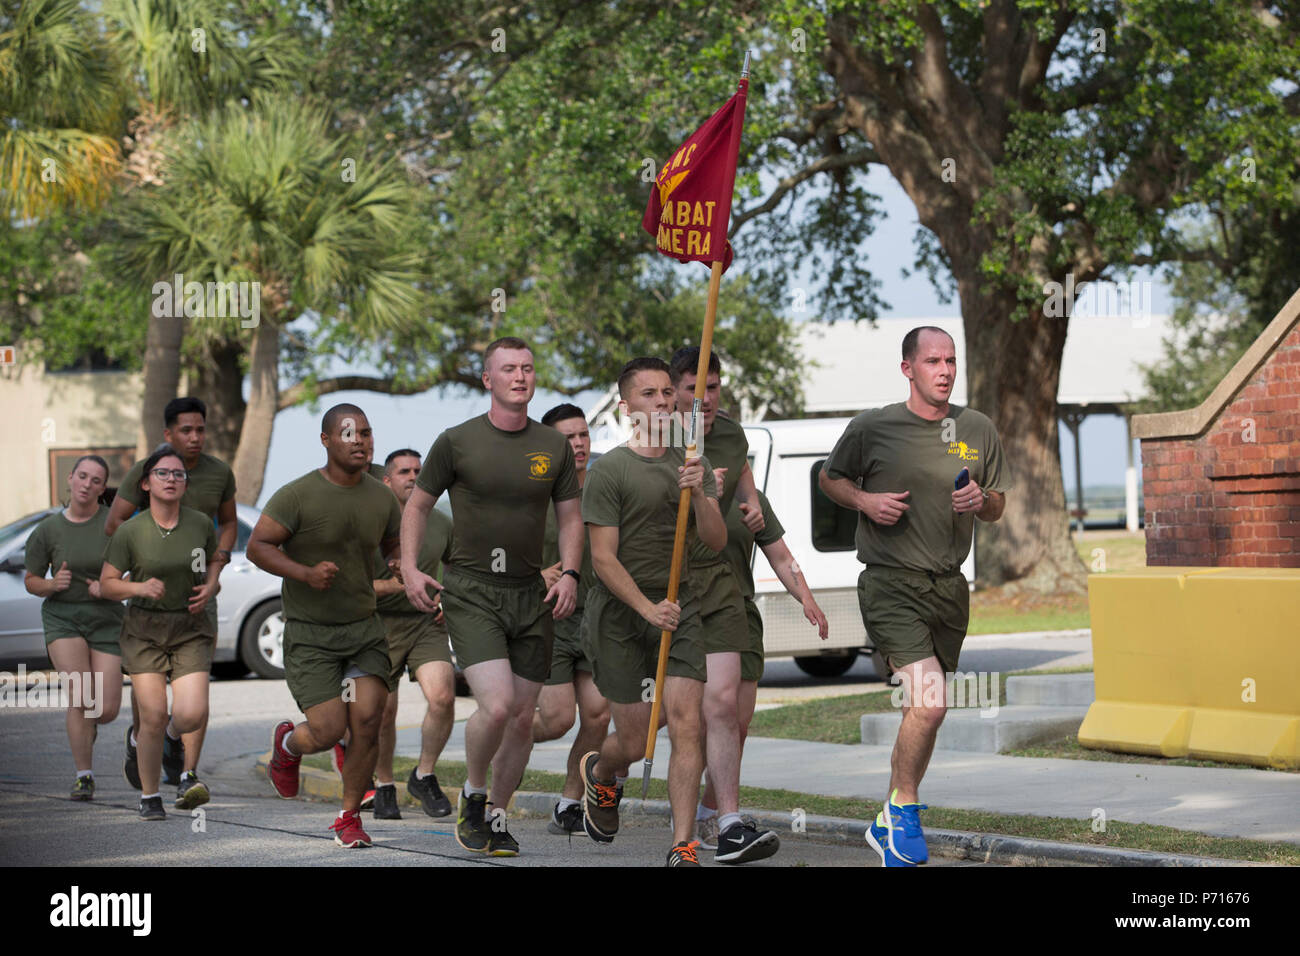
[115,94,426,501]
[0,0,125,219]
[101,0,304,457]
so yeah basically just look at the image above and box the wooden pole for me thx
[641,258,725,799]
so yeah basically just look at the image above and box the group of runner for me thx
[25,325,1008,868]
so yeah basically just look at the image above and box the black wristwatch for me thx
[561,569,580,583]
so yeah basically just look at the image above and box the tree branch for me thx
[277,372,480,410]
[728,147,879,234]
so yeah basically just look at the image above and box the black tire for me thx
[239,599,286,679]
[793,651,859,678]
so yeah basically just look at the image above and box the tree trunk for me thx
[191,336,246,465]
[232,320,279,504]
[138,314,186,457]
[958,279,1087,594]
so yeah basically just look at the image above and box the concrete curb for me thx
[252,752,1255,867]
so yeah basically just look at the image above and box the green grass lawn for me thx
[297,754,1297,863]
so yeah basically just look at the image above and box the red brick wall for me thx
[1140,325,1300,567]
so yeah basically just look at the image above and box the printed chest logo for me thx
[947,441,979,462]
[527,452,552,480]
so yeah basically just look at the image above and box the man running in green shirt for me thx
[819,326,1010,867]
[250,404,403,848]
[670,347,779,863]
[532,403,610,835]
[106,397,235,807]
[400,337,583,857]
[369,447,456,819]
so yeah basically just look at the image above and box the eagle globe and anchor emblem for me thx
[527,452,552,479]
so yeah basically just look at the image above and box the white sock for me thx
[463,782,487,797]
[719,812,742,832]
[696,803,717,821]
[415,769,432,780]
[280,733,298,757]
[338,809,353,819]
[614,774,627,787]
[77,770,93,779]
[165,723,181,741]
[141,792,160,800]
[557,797,580,812]
[129,730,138,747]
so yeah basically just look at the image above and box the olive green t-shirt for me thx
[542,489,594,610]
[117,452,235,519]
[416,414,579,579]
[25,506,119,608]
[375,507,454,616]
[102,507,218,612]
[582,445,717,593]
[261,470,403,625]
[823,403,1010,573]
[720,490,785,599]
[689,412,749,566]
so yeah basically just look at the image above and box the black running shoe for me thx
[547,801,583,834]
[579,751,618,843]
[123,726,141,790]
[487,818,520,857]
[455,791,490,853]
[139,795,166,821]
[175,771,210,810]
[667,841,701,867]
[714,820,780,864]
[407,768,451,817]
[161,729,185,785]
[70,776,94,801]
[373,783,401,820]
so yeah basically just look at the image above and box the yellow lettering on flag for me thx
[661,203,674,225]
[671,230,684,254]
[691,203,705,226]
[686,232,701,256]
[676,201,690,226]
[700,233,710,256]
[705,201,716,226]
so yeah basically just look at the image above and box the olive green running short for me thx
[691,561,750,656]
[381,612,452,684]
[440,565,553,684]
[544,610,592,687]
[581,583,705,705]
[119,605,215,679]
[283,615,395,712]
[42,601,124,657]
[740,597,765,682]
[857,565,970,674]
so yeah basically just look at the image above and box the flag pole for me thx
[641,52,750,801]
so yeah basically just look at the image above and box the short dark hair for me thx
[483,336,532,372]
[617,357,671,398]
[383,448,421,475]
[902,326,955,363]
[542,403,586,428]
[163,397,206,428]
[321,403,366,436]
[668,346,721,385]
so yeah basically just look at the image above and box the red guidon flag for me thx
[642,77,748,272]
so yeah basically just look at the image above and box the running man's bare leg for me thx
[532,682,576,743]
[702,676,757,810]
[664,675,705,846]
[461,659,516,790]
[377,684,400,785]
[564,672,610,801]
[702,651,742,816]
[488,672,543,809]
[341,676,388,811]
[888,656,947,804]
[414,660,456,774]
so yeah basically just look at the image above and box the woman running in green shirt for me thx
[24,455,126,802]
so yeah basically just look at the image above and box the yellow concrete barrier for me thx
[1080,567,1300,769]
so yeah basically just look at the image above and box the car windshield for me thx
[0,511,54,556]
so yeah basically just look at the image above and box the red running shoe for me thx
[268,721,301,798]
[360,787,376,810]
[329,809,372,848]
[332,742,346,776]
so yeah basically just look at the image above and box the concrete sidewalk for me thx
[397,722,1300,846]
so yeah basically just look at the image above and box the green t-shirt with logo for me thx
[582,445,717,593]
[823,402,1010,573]
[102,507,217,612]
[416,414,579,579]
[25,506,122,613]
[375,507,454,615]
[720,490,785,599]
[689,412,749,566]
[543,488,594,610]
[262,470,403,625]
[117,452,235,520]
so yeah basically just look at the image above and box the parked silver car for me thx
[0,503,285,678]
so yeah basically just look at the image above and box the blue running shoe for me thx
[883,792,929,865]
[866,812,915,867]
